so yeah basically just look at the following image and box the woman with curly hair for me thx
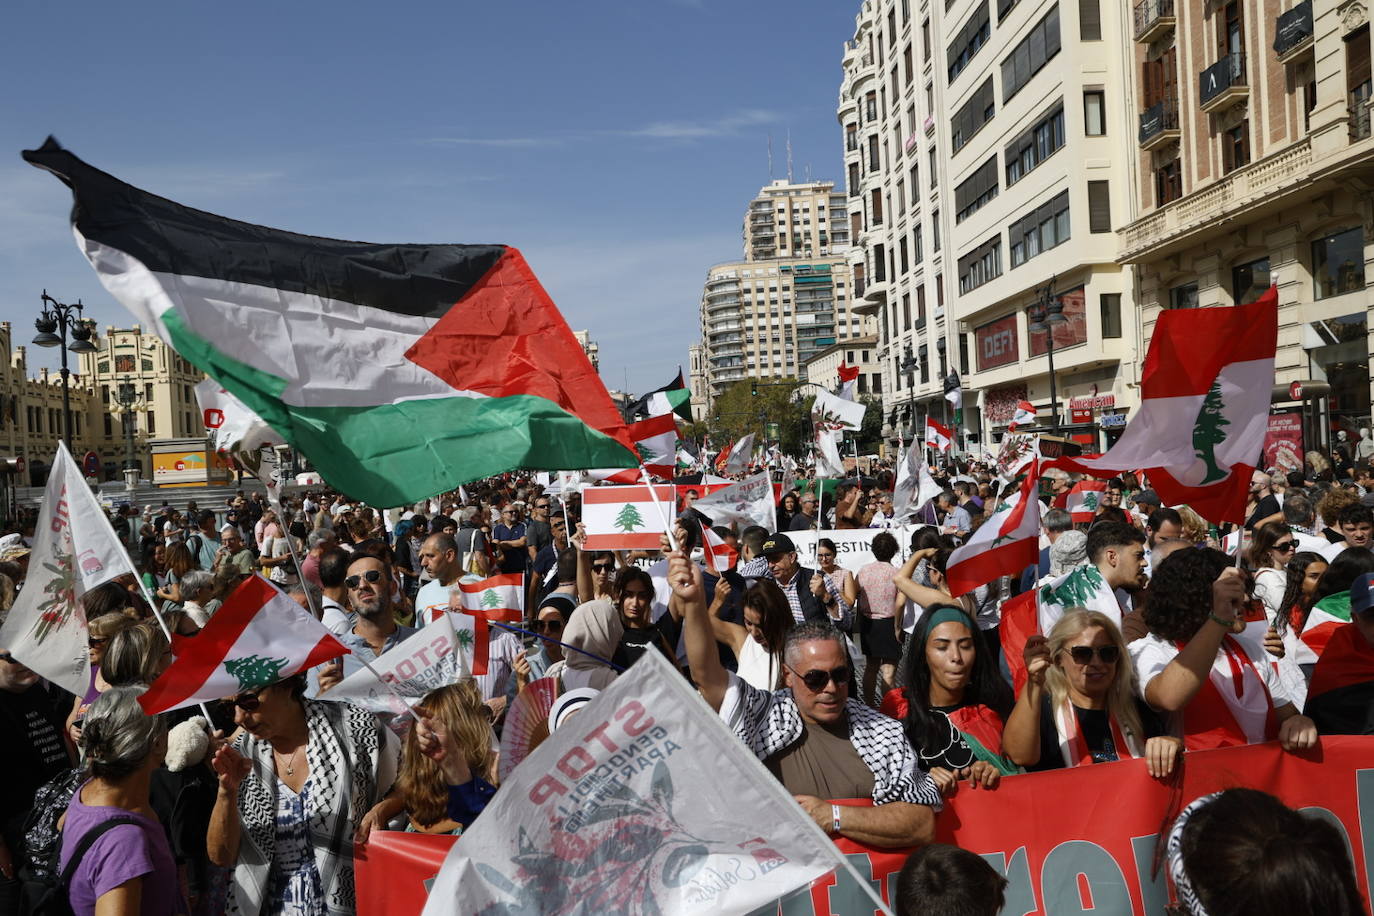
[1130,547,1317,751]
[880,604,1019,796]
[1275,551,1327,635]
[1173,506,1211,545]
[354,681,497,840]
[1003,610,1180,774]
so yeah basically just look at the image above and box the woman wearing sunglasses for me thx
[512,604,573,696]
[1248,523,1297,619]
[880,604,1019,796]
[1003,610,1180,774]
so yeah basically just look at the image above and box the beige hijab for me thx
[560,598,622,690]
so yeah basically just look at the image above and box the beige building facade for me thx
[804,334,884,398]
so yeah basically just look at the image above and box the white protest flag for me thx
[814,429,847,478]
[721,433,756,475]
[195,378,284,455]
[326,611,467,715]
[892,446,942,523]
[691,471,775,531]
[420,651,854,916]
[811,387,866,432]
[0,443,132,694]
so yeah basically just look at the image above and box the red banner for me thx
[355,738,1374,915]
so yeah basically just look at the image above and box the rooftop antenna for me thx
[786,130,794,184]
[767,133,774,180]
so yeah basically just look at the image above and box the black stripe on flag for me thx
[23,137,507,320]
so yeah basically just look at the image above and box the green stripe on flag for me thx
[163,312,636,505]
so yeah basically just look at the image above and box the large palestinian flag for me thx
[25,138,637,506]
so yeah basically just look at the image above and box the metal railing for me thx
[1133,0,1174,40]
[1139,97,1180,144]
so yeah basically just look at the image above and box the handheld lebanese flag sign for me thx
[419,651,858,916]
[1049,286,1279,523]
[945,464,1041,597]
[458,573,524,623]
[580,484,674,550]
[700,522,737,575]
[925,417,953,453]
[325,611,467,715]
[26,139,637,508]
[836,362,861,401]
[139,575,348,715]
[1009,400,1037,430]
[1065,480,1108,523]
[0,442,133,695]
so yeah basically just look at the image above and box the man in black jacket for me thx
[758,533,851,630]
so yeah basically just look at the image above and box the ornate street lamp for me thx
[33,291,97,450]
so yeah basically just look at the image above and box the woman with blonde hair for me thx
[1174,505,1210,545]
[1004,609,1181,774]
[354,680,498,841]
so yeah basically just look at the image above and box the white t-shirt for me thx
[1320,540,1355,563]
[476,630,522,702]
[414,578,455,627]
[319,597,354,638]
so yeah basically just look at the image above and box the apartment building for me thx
[1121,0,1373,448]
[840,0,1143,452]
[804,335,884,398]
[699,180,866,403]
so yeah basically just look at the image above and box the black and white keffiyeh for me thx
[1166,792,1222,916]
[723,673,943,809]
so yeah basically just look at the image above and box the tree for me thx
[856,394,884,454]
[709,377,809,457]
[224,654,289,692]
[1193,379,1231,483]
[614,503,646,532]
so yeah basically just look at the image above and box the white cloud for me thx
[621,109,782,140]
[418,137,551,148]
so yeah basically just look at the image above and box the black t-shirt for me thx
[1027,694,1164,772]
[0,684,71,829]
[918,705,980,772]
[613,623,674,670]
[1246,494,1280,529]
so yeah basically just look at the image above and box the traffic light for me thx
[751,380,758,397]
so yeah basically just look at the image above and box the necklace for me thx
[274,745,303,778]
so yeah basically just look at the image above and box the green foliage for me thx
[709,377,809,456]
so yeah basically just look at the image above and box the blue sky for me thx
[1,0,858,395]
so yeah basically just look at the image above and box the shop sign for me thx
[1099,413,1128,429]
[1068,394,1115,410]
[1070,407,1094,424]
[975,314,1019,371]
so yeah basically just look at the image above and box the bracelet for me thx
[1208,612,1235,628]
[831,804,842,835]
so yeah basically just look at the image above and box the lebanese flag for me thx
[458,573,525,623]
[26,139,637,508]
[1301,591,1354,658]
[1047,287,1278,523]
[585,413,678,483]
[700,522,737,575]
[925,417,953,453]
[1065,480,1107,523]
[1305,623,1374,734]
[580,484,674,550]
[1009,400,1037,430]
[945,464,1040,597]
[837,362,861,401]
[1000,590,1039,694]
[1179,635,1277,750]
[139,575,348,714]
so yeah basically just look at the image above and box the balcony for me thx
[923,114,935,135]
[1133,0,1175,43]
[1199,53,1247,112]
[1139,98,1181,150]
[904,132,919,154]
[1274,2,1313,63]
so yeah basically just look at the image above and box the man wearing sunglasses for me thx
[758,533,852,631]
[673,552,940,849]
[316,555,416,695]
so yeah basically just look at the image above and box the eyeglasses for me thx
[535,503,550,510]
[787,664,850,692]
[88,637,108,649]
[592,563,614,573]
[230,691,262,711]
[1066,645,1121,665]
[0,652,15,664]
[345,569,384,589]
[535,619,564,633]
[1273,541,1297,552]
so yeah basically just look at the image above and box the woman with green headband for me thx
[880,604,1020,796]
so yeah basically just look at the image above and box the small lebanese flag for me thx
[700,522,737,575]
[458,572,525,623]
[580,483,674,550]
[945,463,1040,597]
[925,417,953,453]
[837,362,860,401]
[1009,400,1037,430]
[1065,480,1108,523]
[585,413,679,483]
[140,575,348,715]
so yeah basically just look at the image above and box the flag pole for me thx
[638,466,680,553]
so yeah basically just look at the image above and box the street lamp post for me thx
[32,291,97,451]
[898,350,919,455]
[935,337,949,427]
[1027,275,1068,437]
[113,379,145,488]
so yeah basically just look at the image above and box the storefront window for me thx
[1231,257,1270,304]
[1312,227,1365,300]
[1308,313,1371,433]
[1028,286,1088,356]
[1169,282,1199,309]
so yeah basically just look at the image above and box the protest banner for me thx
[789,526,919,575]
[691,472,776,532]
[324,611,466,715]
[416,650,863,915]
[581,483,676,550]
[357,737,1374,915]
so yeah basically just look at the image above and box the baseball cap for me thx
[759,533,796,556]
[1350,572,1374,617]
[1133,489,1160,508]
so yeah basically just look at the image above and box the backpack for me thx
[26,815,142,916]
[21,767,84,883]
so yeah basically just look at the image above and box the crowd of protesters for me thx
[0,442,1368,916]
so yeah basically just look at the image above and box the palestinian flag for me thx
[1302,590,1354,658]
[944,372,963,424]
[1009,400,1037,430]
[585,413,678,483]
[628,371,693,421]
[140,575,348,714]
[1047,286,1278,523]
[580,483,674,550]
[1065,480,1107,523]
[458,572,524,623]
[1305,621,1374,735]
[925,417,953,453]
[25,139,637,507]
[945,464,1040,598]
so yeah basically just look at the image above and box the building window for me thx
[1005,103,1065,186]
[919,344,930,384]
[900,238,910,274]
[955,156,999,223]
[957,236,1003,295]
[1079,0,1101,40]
[845,124,858,151]
[922,19,932,60]
[868,135,880,171]
[871,189,884,225]
[1001,5,1061,103]
[928,147,938,188]
[1100,293,1122,338]
[947,0,992,84]
[932,210,941,251]
[1312,227,1366,299]
[1169,282,1199,310]
[1008,190,1070,267]
[951,77,996,153]
[916,285,928,327]
[1223,121,1250,174]
[1083,90,1106,135]
[1232,257,1270,304]
[1155,159,1182,206]
[1087,181,1112,233]
[146,411,155,435]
